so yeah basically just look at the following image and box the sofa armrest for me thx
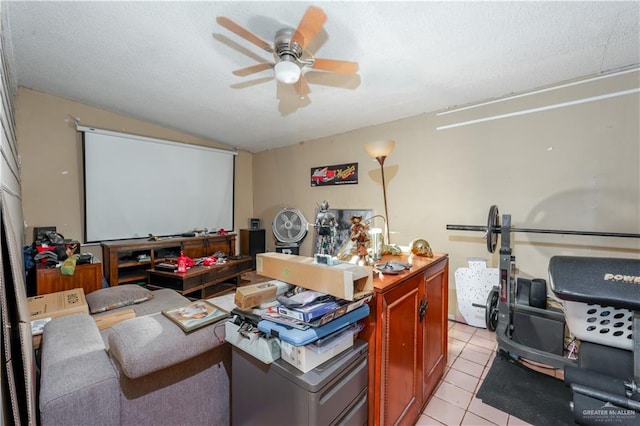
[108,313,226,379]
[39,314,119,426]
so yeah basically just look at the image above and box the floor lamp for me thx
[365,140,395,244]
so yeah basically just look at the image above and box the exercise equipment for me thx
[448,204,640,253]
[447,206,640,425]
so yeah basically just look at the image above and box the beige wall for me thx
[252,71,640,320]
[15,88,254,259]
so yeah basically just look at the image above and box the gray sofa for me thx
[38,288,231,426]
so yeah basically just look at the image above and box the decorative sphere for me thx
[410,239,433,257]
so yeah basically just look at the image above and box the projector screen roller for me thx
[81,128,235,242]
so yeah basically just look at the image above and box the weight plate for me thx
[487,205,500,253]
[485,287,499,331]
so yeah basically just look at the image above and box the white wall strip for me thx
[436,88,640,131]
[437,67,640,117]
[76,125,238,156]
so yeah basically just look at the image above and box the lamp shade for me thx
[274,59,301,84]
[366,140,395,158]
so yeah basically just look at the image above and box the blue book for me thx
[277,301,340,323]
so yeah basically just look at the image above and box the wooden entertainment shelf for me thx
[101,234,238,286]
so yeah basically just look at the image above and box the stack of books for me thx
[253,288,372,372]
[263,290,372,329]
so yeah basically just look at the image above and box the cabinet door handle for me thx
[419,299,428,321]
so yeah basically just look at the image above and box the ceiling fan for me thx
[216,6,359,96]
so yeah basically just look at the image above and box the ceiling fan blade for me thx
[305,71,361,89]
[213,34,267,64]
[232,63,274,77]
[230,76,273,90]
[312,58,359,74]
[295,75,311,97]
[291,6,327,50]
[216,16,272,53]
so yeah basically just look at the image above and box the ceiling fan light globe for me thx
[274,60,301,84]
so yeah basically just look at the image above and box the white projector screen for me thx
[81,128,236,242]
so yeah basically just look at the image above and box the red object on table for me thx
[177,251,188,273]
[203,257,217,266]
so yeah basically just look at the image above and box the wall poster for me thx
[310,162,358,187]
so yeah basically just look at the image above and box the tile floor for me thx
[415,320,560,425]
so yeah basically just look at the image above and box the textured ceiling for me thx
[4,1,640,153]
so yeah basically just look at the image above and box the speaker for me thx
[240,229,266,269]
[529,278,547,309]
[516,278,531,305]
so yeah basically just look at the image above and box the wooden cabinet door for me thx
[37,263,102,295]
[181,238,206,259]
[381,273,424,426]
[204,235,235,257]
[423,262,448,400]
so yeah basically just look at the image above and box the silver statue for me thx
[314,200,337,255]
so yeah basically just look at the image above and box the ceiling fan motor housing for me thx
[275,28,303,60]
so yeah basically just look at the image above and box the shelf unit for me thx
[147,256,252,299]
[101,234,237,286]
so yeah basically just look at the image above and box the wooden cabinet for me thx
[423,262,448,401]
[379,272,423,424]
[101,234,237,286]
[362,253,448,426]
[36,262,103,295]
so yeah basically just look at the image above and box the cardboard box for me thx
[256,253,373,301]
[94,308,136,331]
[235,281,278,309]
[27,288,88,322]
[280,327,355,373]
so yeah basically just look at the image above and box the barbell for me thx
[447,205,640,253]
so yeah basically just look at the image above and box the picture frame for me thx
[312,208,374,256]
[162,299,229,333]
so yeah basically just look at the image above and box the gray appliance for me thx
[232,339,368,425]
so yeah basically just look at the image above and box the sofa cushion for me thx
[108,313,226,379]
[39,314,120,426]
[93,288,191,350]
[86,284,153,314]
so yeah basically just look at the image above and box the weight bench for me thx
[549,256,640,425]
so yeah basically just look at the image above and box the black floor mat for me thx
[476,354,577,425]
